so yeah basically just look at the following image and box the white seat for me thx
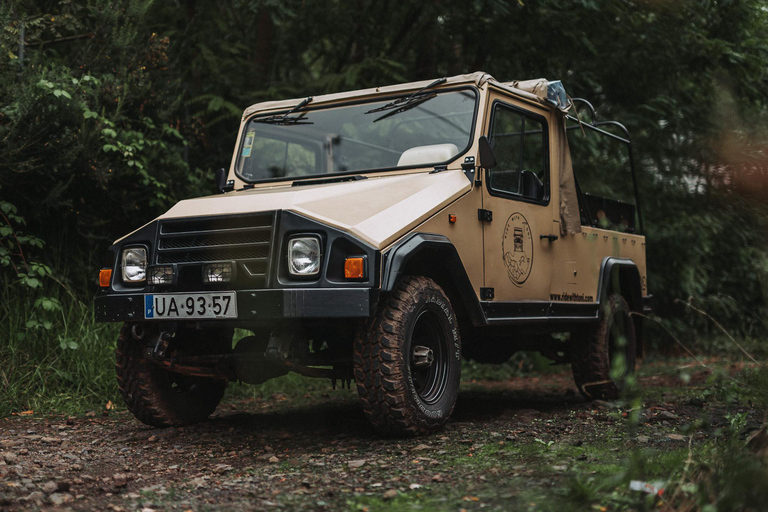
[397,143,459,167]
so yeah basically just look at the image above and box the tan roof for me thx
[241,72,553,119]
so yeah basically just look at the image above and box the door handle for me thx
[540,234,559,241]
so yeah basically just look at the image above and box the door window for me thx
[487,104,549,203]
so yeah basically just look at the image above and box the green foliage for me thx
[0,275,120,416]
[1,0,203,282]
[0,194,114,415]
[2,0,765,339]
[0,194,65,341]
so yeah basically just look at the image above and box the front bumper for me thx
[94,288,377,323]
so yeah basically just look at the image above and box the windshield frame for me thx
[234,85,480,185]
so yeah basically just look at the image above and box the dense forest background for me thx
[1,0,768,403]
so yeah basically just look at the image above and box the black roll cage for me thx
[565,98,644,235]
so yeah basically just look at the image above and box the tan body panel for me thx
[476,84,646,306]
[379,91,492,299]
[550,227,648,302]
[480,91,558,301]
[414,186,485,297]
[158,170,470,249]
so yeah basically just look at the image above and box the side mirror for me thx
[478,136,497,169]
[215,168,231,193]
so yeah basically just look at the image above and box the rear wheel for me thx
[571,294,636,400]
[116,324,229,427]
[353,276,461,436]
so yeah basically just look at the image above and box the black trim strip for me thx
[94,288,375,322]
[482,301,599,324]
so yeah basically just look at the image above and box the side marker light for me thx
[448,214,457,224]
[344,257,365,279]
[99,268,112,288]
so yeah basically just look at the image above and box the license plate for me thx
[144,292,237,319]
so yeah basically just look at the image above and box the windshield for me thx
[236,89,477,182]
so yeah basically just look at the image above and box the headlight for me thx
[288,237,321,276]
[122,247,147,283]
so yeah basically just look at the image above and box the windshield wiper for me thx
[365,77,447,115]
[254,96,314,125]
[366,77,447,114]
[371,94,437,123]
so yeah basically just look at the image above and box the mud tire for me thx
[353,276,461,436]
[116,324,228,427]
[571,294,636,400]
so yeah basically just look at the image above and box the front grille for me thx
[156,213,275,287]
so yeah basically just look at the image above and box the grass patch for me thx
[0,278,120,416]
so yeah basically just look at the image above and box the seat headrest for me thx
[397,143,459,167]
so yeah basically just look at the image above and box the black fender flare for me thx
[597,257,645,356]
[381,233,485,326]
[597,257,643,314]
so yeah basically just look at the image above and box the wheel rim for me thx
[409,309,449,404]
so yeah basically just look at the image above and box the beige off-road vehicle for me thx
[96,72,651,436]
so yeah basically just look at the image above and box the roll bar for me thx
[565,98,644,235]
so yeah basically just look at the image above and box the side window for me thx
[488,104,549,203]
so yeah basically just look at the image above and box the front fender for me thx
[381,233,485,326]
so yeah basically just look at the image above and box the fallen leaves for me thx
[382,489,398,500]
[213,464,232,474]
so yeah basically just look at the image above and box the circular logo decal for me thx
[502,212,533,287]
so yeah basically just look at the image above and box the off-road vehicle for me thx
[96,72,651,436]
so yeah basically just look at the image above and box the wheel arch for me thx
[381,233,485,327]
[597,257,644,357]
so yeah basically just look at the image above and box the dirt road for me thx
[0,362,761,511]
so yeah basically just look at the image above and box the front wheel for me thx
[571,294,637,400]
[353,276,461,436]
[116,324,229,427]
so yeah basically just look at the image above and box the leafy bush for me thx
[0,196,118,415]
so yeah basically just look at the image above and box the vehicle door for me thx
[482,94,559,302]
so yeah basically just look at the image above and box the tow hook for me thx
[130,323,145,341]
[145,331,172,359]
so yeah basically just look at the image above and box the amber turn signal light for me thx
[448,214,457,224]
[344,257,365,279]
[99,268,112,288]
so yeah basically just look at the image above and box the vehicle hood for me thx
[158,170,471,249]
